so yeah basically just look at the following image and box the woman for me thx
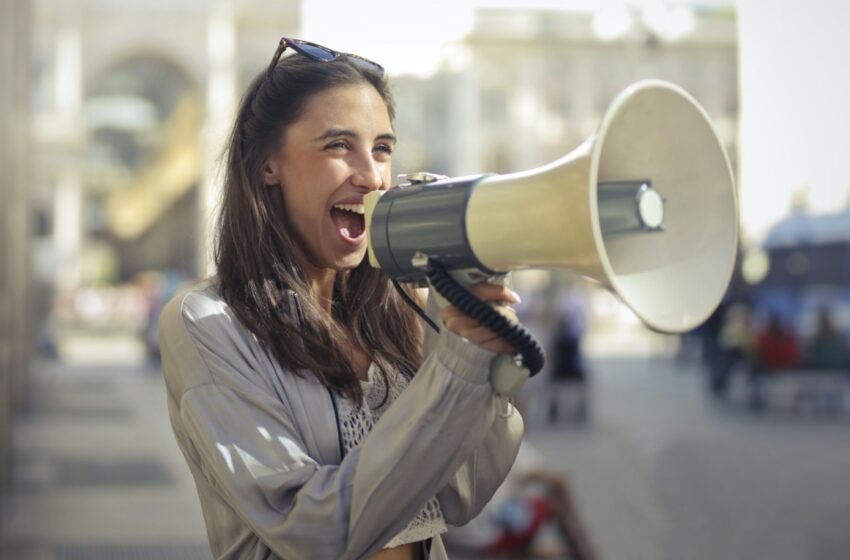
[159,37,524,559]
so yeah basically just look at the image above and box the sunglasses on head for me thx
[266,37,385,80]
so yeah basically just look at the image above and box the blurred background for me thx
[2,0,850,558]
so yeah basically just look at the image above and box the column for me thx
[198,0,237,277]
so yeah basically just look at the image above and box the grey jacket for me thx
[159,280,524,559]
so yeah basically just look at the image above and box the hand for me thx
[440,282,521,354]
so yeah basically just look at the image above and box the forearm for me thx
[437,397,524,525]
[345,328,508,555]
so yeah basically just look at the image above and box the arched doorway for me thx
[83,54,201,283]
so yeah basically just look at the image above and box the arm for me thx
[162,289,516,559]
[422,288,525,525]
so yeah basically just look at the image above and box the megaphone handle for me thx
[424,260,545,396]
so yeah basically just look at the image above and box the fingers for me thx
[442,304,518,332]
[440,282,522,354]
[465,282,522,306]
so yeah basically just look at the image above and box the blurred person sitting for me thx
[754,312,800,371]
[748,312,800,410]
[794,307,849,413]
[443,442,600,560]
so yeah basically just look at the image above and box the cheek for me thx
[282,189,322,232]
[379,165,393,189]
[280,177,334,232]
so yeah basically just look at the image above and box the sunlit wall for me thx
[0,0,32,489]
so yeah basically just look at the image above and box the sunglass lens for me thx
[354,60,384,74]
[294,42,337,61]
[346,55,385,75]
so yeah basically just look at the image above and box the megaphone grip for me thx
[425,261,546,376]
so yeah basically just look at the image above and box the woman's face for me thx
[264,83,395,274]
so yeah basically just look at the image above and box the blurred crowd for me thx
[36,269,193,365]
[693,299,849,412]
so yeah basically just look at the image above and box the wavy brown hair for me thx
[215,53,423,406]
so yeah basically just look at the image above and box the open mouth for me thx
[330,203,366,242]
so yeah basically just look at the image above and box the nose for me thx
[351,155,385,191]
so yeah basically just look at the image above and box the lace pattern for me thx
[336,363,447,549]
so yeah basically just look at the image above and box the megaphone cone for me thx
[366,80,738,334]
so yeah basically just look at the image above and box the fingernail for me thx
[510,290,522,304]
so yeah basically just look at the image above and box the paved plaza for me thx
[2,328,850,560]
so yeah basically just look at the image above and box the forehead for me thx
[290,83,392,137]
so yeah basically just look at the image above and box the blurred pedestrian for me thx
[709,301,755,399]
[749,312,800,409]
[699,299,728,376]
[754,312,800,371]
[547,287,590,424]
[804,307,848,370]
[793,307,849,413]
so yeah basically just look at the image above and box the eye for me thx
[374,143,394,156]
[325,140,350,152]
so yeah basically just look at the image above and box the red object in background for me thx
[484,497,552,554]
[756,328,800,370]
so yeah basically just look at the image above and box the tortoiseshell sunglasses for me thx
[266,37,384,80]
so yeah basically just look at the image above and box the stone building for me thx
[29,0,301,291]
[392,7,738,179]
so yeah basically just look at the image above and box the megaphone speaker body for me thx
[366,80,739,334]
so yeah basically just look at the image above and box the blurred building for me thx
[6,0,300,494]
[25,0,302,374]
[29,0,300,294]
[393,6,738,180]
[747,204,850,336]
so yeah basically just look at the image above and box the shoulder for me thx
[159,279,242,350]
[158,278,275,397]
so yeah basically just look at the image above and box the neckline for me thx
[358,362,378,387]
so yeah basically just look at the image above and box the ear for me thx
[263,158,279,187]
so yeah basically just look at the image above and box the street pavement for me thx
[526,326,850,560]
[2,327,850,560]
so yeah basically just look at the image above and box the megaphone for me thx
[365,80,738,336]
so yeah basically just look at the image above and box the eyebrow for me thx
[313,128,397,144]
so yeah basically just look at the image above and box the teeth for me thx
[332,203,365,215]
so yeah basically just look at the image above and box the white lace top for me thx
[336,363,447,549]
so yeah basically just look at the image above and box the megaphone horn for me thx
[365,79,739,335]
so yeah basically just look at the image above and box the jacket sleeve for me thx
[421,288,525,525]
[161,289,522,560]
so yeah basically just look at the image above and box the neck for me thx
[307,266,337,313]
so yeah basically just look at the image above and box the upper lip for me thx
[331,196,365,206]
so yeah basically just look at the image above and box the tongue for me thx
[330,208,364,239]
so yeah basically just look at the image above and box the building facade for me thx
[5,0,301,490]
[393,7,738,180]
[29,0,301,293]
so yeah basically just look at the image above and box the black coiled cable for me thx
[424,260,546,376]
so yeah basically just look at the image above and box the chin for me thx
[333,250,367,271]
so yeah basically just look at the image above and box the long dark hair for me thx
[215,53,423,406]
